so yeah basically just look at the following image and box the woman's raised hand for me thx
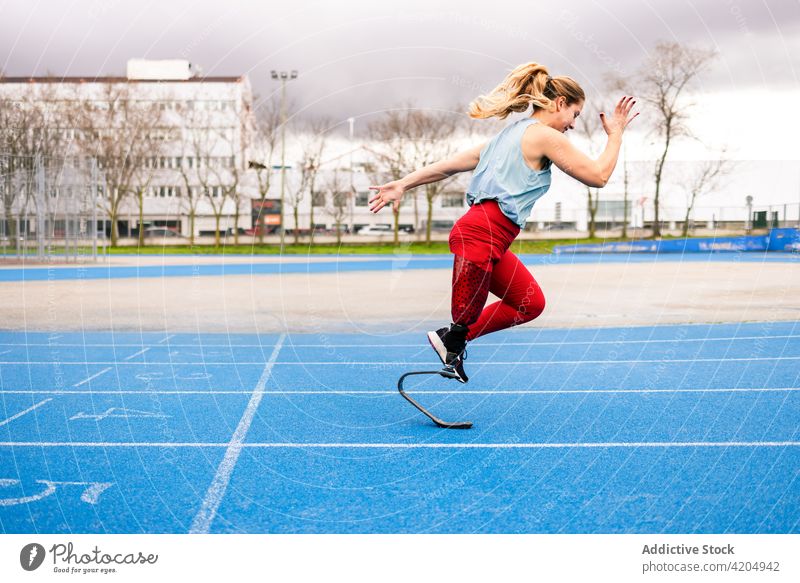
[600,96,639,137]
[368,181,404,213]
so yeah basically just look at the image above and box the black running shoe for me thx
[427,324,469,383]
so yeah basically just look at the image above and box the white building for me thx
[0,59,255,240]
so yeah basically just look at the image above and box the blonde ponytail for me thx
[468,62,585,120]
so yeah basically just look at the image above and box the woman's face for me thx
[554,97,584,133]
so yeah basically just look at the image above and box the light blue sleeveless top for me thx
[466,117,552,227]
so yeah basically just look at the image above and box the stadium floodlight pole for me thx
[271,69,298,249]
[622,140,629,239]
[745,195,753,234]
[348,117,355,234]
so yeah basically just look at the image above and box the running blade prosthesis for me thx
[397,366,473,429]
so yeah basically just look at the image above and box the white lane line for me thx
[157,335,174,344]
[123,347,151,361]
[1,387,799,396]
[283,334,800,347]
[0,441,797,449]
[72,367,112,387]
[2,334,798,348]
[8,356,800,366]
[189,333,286,535]
[276,356,800,365]
[0,399,53,427]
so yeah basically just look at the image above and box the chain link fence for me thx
[1,153,106,262]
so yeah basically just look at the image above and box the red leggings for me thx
[448,200,546,341]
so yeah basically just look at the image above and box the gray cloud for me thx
[1,0,798,127]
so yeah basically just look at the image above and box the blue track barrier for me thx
[554,228,799,254]
[766,228,800,251]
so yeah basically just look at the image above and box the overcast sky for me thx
[2,0,799,159]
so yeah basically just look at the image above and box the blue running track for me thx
[1,251,797,282]
[0,321,798,533]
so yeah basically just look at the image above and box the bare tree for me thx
[621,145,630,239]
[129,161,156,246]
[614,42,715,237]
[248,95,280,243]
[224,98,256,246]
[681,151,730,237]
[175,102,251,246]
[224,164,243,245]
[177,108,221,245]
[405,108,464,245]
[323,168,349,245]
[367,107,417,245]
[128,106,166,246]
[0,84,70,247]
[208,149,241,245]
[69,84,158,245]
[289,118,329,244]
[176,151,203,245]
[0,94,36,247]
[576,102,606,238]
[196,113,248,246]
[204,155,232,247]
[37,86,79,244]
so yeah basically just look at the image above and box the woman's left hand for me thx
[600,95,639,137]
[368,181,404,213]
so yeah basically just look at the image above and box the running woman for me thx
[368,62,638,383]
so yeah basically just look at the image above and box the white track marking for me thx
[1,387,799,396]
[283,334,800,347]
[2,334,798,348]
[0,441,797,449]
[0,399,52,427]
[8,356,800,366]
[157,335,174,344]
[189,333,286,534]
[0,480,112,506]
[69,407,170,422]
[72,367,112,387]
[123,347,151,361]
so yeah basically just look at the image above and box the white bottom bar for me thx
[1,535,797,582]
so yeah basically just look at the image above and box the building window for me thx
[152,186,181,198]
[597,200,626,220]
[312,190,326,207]
[441,193,464,208]
[355,191,369,206]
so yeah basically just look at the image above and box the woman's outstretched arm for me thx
[538,96,638,188]
[368,142,485,213]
